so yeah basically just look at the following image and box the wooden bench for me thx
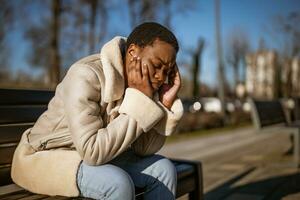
[0,88,204,200]
[294,97,300,121]
[249,98,300,167]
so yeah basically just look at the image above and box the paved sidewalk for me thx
[160,126,262,160]
[159,126,300,200]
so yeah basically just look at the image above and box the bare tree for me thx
[95,0,107,48]
[59,0,108,64]
[270,11,300,57]
[127,0,159,28]
[50,0,62,87]
[24,0,109,88]
[226,29,250,90]
[0,0,14,83]
[81,0,108,54]
[23,0,62,89]
[86,0,98,54]
[215,0,226,120]
[191,38,205,98]
[127,0,196,29]
[258,37,267,51]
[267,11,300,97]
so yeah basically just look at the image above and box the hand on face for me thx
[126,39,180,109]
[141,60,181,109]
[158,64,181,109]
[127,56,154,98]
[126,56,181,109]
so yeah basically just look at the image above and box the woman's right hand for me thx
[127,56,154,98]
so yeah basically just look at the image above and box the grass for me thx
[166,122,252,144]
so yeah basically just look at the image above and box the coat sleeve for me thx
[130,129,166,156]
[131,98,184,156]
[153,98,184,136]
[61,64,165,166]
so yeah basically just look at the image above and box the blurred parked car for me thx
[178,97,251,132]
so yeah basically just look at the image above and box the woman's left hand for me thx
[159,64,181,110]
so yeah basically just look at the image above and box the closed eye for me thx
[154,64,162,69]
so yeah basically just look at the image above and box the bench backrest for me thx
[294,97,300,121]
[0,89,54,186]
[248,98,287,130]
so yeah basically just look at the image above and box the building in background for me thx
[245,51,280,99]
[245,50,300,100]
[291,58,300,97]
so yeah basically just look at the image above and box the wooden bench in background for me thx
[249,98,300,167]
[293,97,300,121]
[0,88,203,200]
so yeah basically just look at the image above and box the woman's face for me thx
[126,39,177,91]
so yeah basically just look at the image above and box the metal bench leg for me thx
[189,191,198,200]
[293,129,300,168]
[188,163,204,200]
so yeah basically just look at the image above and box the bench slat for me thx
[175,163,195,179]
[0,124,33,144]
[18,194,48,200]
[0,89,53,105]
[39,196,71,200]
[0,166,12,186]
[0,106,47,124]
[0,191,32,200]
[252,100,287,127]
[0,144,17,165]
[0,184,24,196]
[176,175,196,197]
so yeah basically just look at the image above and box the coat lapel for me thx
[100,36,127,103]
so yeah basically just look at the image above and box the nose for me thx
[154,69,165,82]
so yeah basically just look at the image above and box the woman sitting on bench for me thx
[11,22,183,200]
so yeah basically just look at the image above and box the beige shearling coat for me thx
[11,36,183,197]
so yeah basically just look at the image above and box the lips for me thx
[151,82,162,89]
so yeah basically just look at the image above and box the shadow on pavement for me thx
[204,169,300,200]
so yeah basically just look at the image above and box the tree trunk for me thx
[163,0,171,28]
[50,0,61,88]
[192,38,205,99]
[215,0,226,121]
[96,1,107,46]
[233,62,239,92]
[128,0,138,28]
[240,57,246,84]
[88,0,97,54]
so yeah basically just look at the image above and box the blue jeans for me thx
[76,150,177,200]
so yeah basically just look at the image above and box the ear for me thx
[127,44,142,58]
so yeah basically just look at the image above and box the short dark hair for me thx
[126,22,179,53]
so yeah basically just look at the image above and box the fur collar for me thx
[100,36,127,103]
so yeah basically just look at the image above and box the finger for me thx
[132,57,140,82]
[173,65,181,86]
[135,57,142,80]
[128,57,137,83]
[130,56,137,71]
[143,63,153,88]
[175,65,181,80]
[142,63,149,80]
[133,57,141,83]
[145,64,155,93]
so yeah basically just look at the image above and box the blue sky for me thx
[170,0,300,87]
[7,0,300,87]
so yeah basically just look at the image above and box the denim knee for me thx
[141,156,177,199]
[110,168,135,200]
[154,157,177,182]
[144,156,177,191]
[77,163,135,200]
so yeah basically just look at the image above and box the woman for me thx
[12,22,183,200]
